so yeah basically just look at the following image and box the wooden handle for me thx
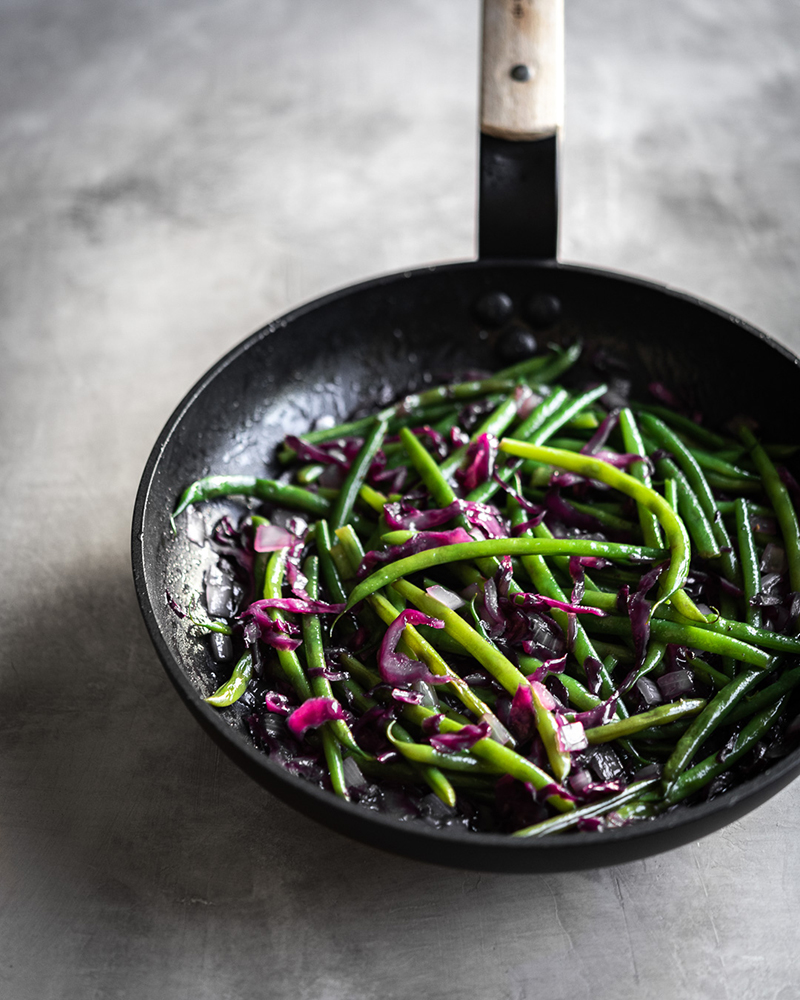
[481,0,564,142]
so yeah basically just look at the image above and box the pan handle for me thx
[478,0,563,260]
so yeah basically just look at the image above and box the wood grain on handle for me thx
[481,0,564,142]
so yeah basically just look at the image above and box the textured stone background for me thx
[2,2,799,997]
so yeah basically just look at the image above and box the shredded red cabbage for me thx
[378,610,448,687]
[287,697,350,738]
[245,597,346,615]
[358,528,473,578]
[456,432,498,493]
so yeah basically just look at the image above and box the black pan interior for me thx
[133,259,800,872]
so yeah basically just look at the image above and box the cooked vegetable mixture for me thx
[170,344,800,835]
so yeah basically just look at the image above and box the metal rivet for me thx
[497,324,538,364]
[473,291,514,327]
[510,64,531,82]
[526,293,562,329]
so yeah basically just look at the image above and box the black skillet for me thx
[132,0,800,872]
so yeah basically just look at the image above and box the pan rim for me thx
[131,256,800,866]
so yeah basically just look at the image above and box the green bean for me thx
[494,347,575,382]
[511,778,660,837]
[204,651,253,707]
[688,446,759,483]
[386,724,500,772]
[662,668,764,784]
[577,582,800,657]
[725,665,800,724]
[498,439,699,617]
[619,408,664,548]
[567,411,601,430]
[511,507,627,720]
[620,641,667,693]
[330,415,389,529]
[739,425,800,595]
[529,683,572,782]
[466,388,570,503]
[301,557,362,759]
[334,663,457,807]
[263,550,313,702]
[315,520,348,604]
[656,457,720,560]
[527,342,584,384]
[582,612,775,668]
[663,697,788,806]
[631,403,731,450]
[585,699,706,744]
[528,385,609,447]
[640,413,737,581]
[663,476,678,511]
[400,377,518,410]
[684,656,732,691]
[358,482,388,514]
[344,537,666,613]
[438,389,523,480]
[393,578,530,696]
[400,425,457,507]
[402,704,575,812]
[174,475,333,520]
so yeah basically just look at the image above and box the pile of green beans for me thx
[171,345,800,836]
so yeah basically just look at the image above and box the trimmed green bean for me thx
[263,550,313,702]
[585,699,706,744]
[739,425,800,595]
[393,578,530,696]
[663,697,788,805]
[402,704,575,812]
[174,475,333,519]
[344,537,666,613]
[656,457,720,560]
[726,665,800,724]
[301,557,362,759]
[662,669,764,784]
[641,413,737,581]
[498,439,698,617]
[619,408,663,549]
[204,651,253,707]
[512,779,660,837]
[582,612,776,669]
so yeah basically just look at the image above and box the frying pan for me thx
[132,0,800,872]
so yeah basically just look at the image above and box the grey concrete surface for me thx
[2,1,800,998]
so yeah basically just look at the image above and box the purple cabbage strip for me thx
[544,488,604,532]
[287,697,350,739]
[425,719,491,754]
[241,607,302,651]
[245,597,346,615]
[460,500,508,540]
[508,682,536,742]
[383,500,460,531]
[211,516,254,574]
[358,527,473,578]
[456,433,499,493]
[284,435,354,468]
[581,409,621,455]
[526,653,568,685]
[264,692,293,715]
[514,593,607,617]
[378,609,448,687]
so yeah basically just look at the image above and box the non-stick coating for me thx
[133,259,800,872]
